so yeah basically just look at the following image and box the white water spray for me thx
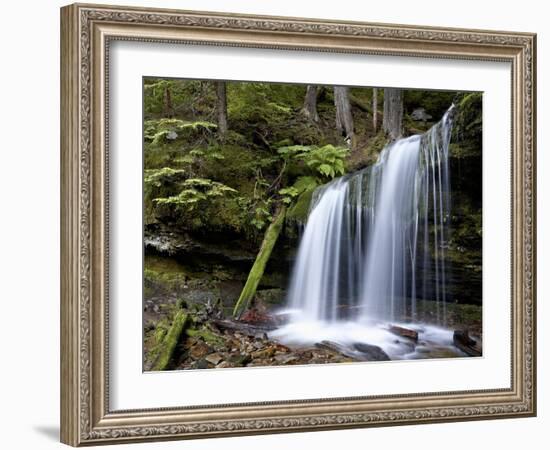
[272,107,456,357]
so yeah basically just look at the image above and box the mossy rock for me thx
[286,185,316,224]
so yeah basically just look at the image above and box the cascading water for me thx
[271,107,457,359]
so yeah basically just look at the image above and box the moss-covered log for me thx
[233,206,286,317]
[152,310,188,371]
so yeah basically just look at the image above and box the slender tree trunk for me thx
[334,86,355,147]
[163,84,174,118]
[233,206,286,318]
[302,85,319,122]
[372,87,378,132]
[216,81,228,138]
[382,88,404,140]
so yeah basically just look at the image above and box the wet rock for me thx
[389,325,419,342]
[352,343,391,361]
[453,329,482,356]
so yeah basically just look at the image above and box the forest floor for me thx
[144,298,482,371]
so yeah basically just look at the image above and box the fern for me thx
[154,178,237,211]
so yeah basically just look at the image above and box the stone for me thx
[228,353,251,367]
[189,341,212,359]
[353,342,391,361]
[204,353,223,365]
[166,130,178,140]
[411,107,433,122]
[274,354,299,364]
[216,361,234,369]
[389,325,419,342]
[191,359,211,369]
[251,347,276,359]
[453,329,482,356]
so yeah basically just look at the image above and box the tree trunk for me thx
[302,85,319,122]
[233,206,287,317]
[216,81,228,138]
[334,86,355,148]
[372,87,378,132]
[152,310,188,371]
[163,84,174,118]
[382,88,404,140]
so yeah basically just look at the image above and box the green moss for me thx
[451,92,482,158]
[152,310,189,371]
[186,327,225,347]
[286,185,316,224]
[345,130,389,172]
[233,206,287,317]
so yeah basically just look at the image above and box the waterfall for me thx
[285,107,454,327]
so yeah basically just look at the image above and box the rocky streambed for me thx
[144,301,482,372]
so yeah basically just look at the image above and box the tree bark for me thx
[372,87,378,132]
[163,84,174,118]
[302,85,319,122]
[152,310,188,371]
[233,206,287,317]
[334,86,355,147]
[382,88,404,140]
[216,81,228,138]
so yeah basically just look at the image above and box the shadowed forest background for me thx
[143,78,482,371]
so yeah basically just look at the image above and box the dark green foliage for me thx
[404,90,457,119]
[451,92,483,158]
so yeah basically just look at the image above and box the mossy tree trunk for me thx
[302,85,319,122]
[383,88,403,140]
[216,81,228,138]
[152,310,188,371]
[233,206,287,318]
[334,86,355,149]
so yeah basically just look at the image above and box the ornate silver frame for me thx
[60,3,536,446]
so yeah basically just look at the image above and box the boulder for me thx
[353,343,391,361]
[389,325,419,342]
[453,329,482,356]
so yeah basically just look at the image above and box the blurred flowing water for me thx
[272,107,459,359]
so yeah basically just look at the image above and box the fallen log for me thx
[233,206,286,317]
[213,319,276,337]
[389,324,419,342]
[152,310,188,371]
[453,329,482,357]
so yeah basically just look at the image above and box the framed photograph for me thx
[60,3,537,446]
